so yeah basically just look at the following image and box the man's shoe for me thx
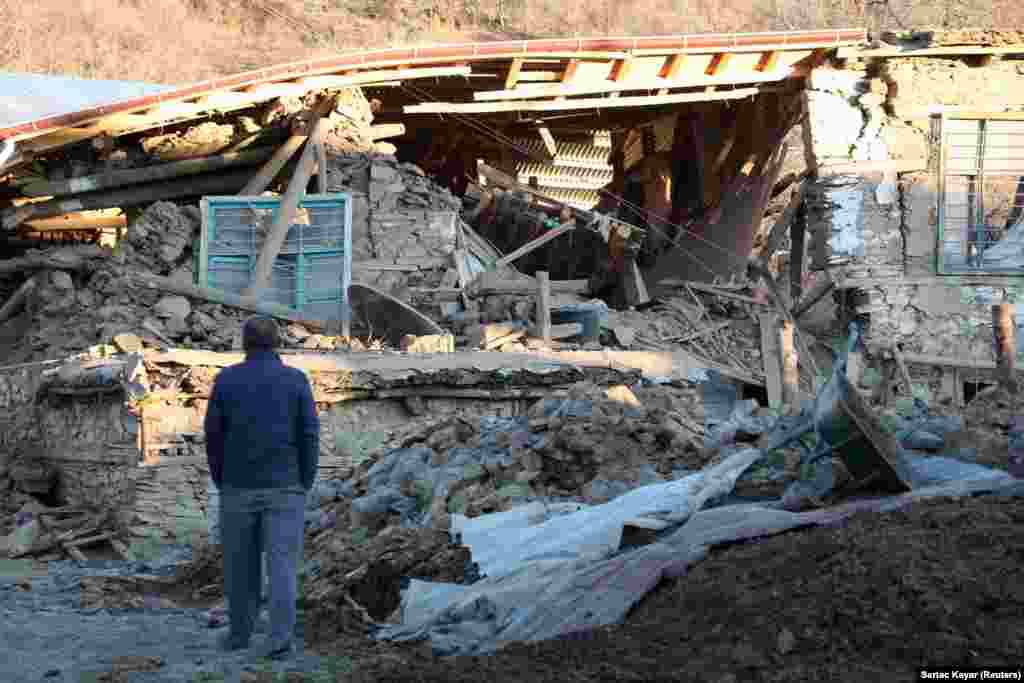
[267,642,293,661]
[217,633,250,652]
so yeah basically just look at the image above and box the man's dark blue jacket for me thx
[204,350,320,491]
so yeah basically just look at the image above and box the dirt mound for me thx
[305,520,472,647]
[341,494,1024,681]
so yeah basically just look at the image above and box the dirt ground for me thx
[305,494,1024,682]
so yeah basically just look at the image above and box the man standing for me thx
[204,316,320,659]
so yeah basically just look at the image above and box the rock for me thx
[112,333,144,353]
[777,628,796,654]
[612,325,636,347]
[50,270,74,291]
[604,384,642,409]
[164,315,190,338]
[303,334,324,349]
[287,323,312,340]
[900,431,944,451]
[400,334,455,353]
[153,295,191,320]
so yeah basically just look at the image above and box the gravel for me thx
[0,544,339,682]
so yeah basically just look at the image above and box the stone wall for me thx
[803,52,1024,360]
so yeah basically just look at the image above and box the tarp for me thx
[373,453,1022,656]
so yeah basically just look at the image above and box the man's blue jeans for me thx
[219,487,305,651]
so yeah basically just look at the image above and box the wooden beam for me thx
[505,58,525,89]
[817,159,927,176]
[369,123,406,140]
[537,126,558,159]
[2,168,255,229]
[705,53,731,76]
[24,212,126,232]
[239,136,307,195]
[993,303,1018,394]
[244,116,324,296]
[759,312,783,409]
[294,65,472,90]
[470,278,589,296]
[472,68,796,101]
[407,87,762,114]
[779,319,798,409]
[752,180,807,270]
[494,223,575,267]
[789,200,807,300]
[791,275,835,319]
[20,147,276,198]
[657,55,684,96]
[314,120,328,195]
[536,270,552,344]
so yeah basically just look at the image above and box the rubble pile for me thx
[331,383,705,541]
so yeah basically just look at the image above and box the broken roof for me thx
[0,30,867,162]
[0,72,171,129]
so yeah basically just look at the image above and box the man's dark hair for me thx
[242,316,280,352]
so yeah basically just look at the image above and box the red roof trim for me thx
[1,29,866,140]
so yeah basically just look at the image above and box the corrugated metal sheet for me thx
[0,72,171,129]
[512,138,613,169]
[515,163,613,189]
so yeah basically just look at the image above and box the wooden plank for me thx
[792,276,835,319]
[818,158,927,176]
[536,270,552,344]
[244,116,324,296]
[759,312,783,409]
[314,120,328,195]
[470,278,589,296]
[993,303,1018,393]
[537,126,558,159]
[789,200,806,300]
[406,87,763,114]
[240,136,307,196]
[471,69,796,101]
[622,257,651,306]
[369,124,406,140]
[505,58,525,89]
[495,223,575,267]
[2,168,255,229]
[779,319,798,409]
[752,180,807,270]
[891,343,914,397]
[23,211,125,232]
[21,147,278,197]
[294,66,472,90]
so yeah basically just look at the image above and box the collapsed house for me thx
[1,30,1023,590]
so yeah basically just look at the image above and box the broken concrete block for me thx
[112,333,144,353]
[400,334,455,353]
[604,384,642,409]
[287,323,312,340]
[153,295,191,320]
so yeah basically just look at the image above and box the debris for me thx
[400,334,455,353]
[467,322,528,350]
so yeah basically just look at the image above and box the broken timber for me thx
[245,114,326,296]
[992,303,1018,394]
[19,147,278,198]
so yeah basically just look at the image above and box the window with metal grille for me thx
[196,194,352,325]
[936,113,1024,274]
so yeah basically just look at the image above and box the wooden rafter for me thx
[405,87,764,114]
[18,66,471,153]
[472,64,805,102]
[505,58,525,89]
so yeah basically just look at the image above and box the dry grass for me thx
[1,0,1021,85]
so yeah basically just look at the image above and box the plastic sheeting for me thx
[373,450,1022,657]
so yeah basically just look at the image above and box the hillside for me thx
[3,0,1020,85]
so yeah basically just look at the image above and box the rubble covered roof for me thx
[0,29,866,161]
